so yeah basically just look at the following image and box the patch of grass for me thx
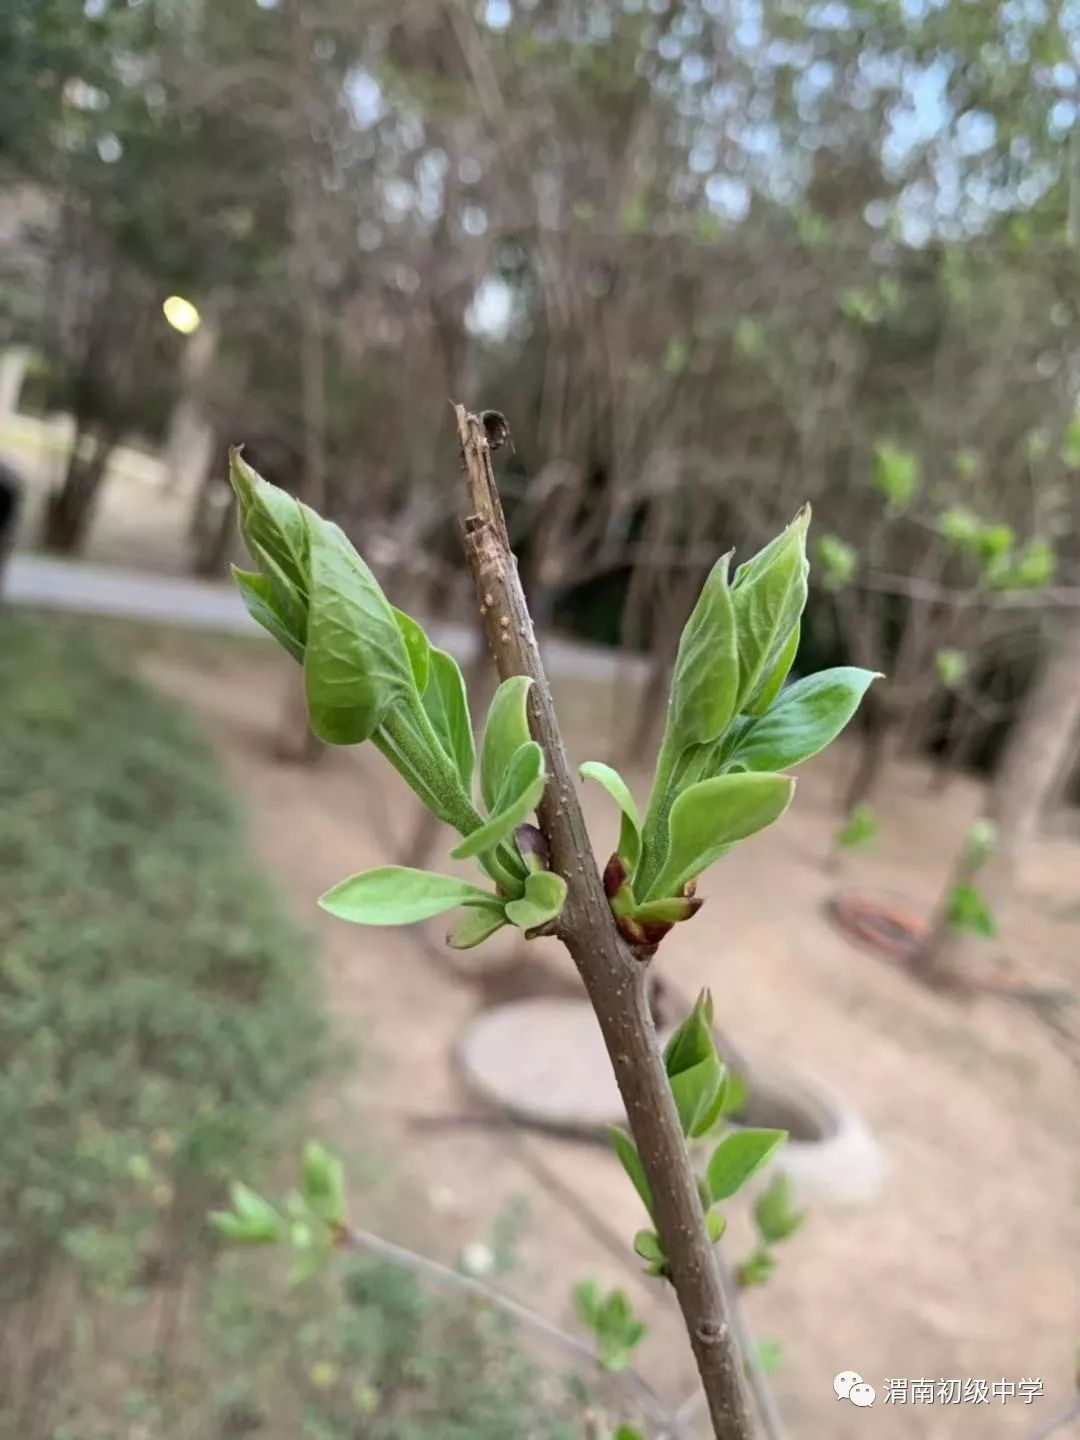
[0,613,327,1307]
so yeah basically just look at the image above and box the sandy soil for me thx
[142,638,1080,1440]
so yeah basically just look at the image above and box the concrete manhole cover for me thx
[458,997,624,1134]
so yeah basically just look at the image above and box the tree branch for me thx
[452,402,758,1440]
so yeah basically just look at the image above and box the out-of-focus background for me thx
[1,2,1079,1438]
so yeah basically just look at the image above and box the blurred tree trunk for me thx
[914,614,1080,987]
[983,615,1080,876]
[43,420,120,552]
[276,0,329,764]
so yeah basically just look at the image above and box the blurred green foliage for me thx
[0,615,326,1412]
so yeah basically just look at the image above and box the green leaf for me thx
[837,804,877,849]
[647,773,795,900]
[756,1338,783,1375]
[393,608,431,695]
[452,741,545,861]
[665,553,739,752]
[632,1229,666,1265]
[707,1129,786,1202]
[572,1277,601,1328]
[608,1127,655,1219]
[504,870,567,932]
[319,866,495,925]
[706,1209,727,1243]
[663,990,715,1076]
[718,1069,748,1117]
[302,514,415,744]
[871,442,919,510]
[210,1181,285,1245]
[731,509,809,714]
[726,668,878,773]
[232,567,305,664]
[814,534,857,592]
[422,648,476,792]
[448,903,507,950]
[669,1055,727,1139]
[481,676,534,811]
[935,649,968,689]
[747,621,800,717]
[580,761,642,872]
[230,450,310,594]
[753,1174,805,1244]
[614,1428,647,1440]
[301,1141,346,1225]
[947,883,996,938]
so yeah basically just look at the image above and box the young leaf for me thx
[608,1127,655,1219]
[481,676,534,810]
[233,567,306,664]
[504,870,567,932]
[580,761,642,872]
[706,1129,786,1202]
[748,620,800,716]
[947,883,996,938]
[837,804,877,849]
[572,1278,602,1329]
[230,449,309,594]
[210,1181,285,1245]
[725,668,878,774]
[706,1209,727,1243]
[730,508,809,715]
[872,441,920,511]
[392,608,431,695]
[319,866,495,925]
[422,648,476,792]
[669,1055,726,1139]
[448,903,507,950]
[452,742,546,861]
[647,773,795,900]
[664,990,716,1076]
[665,553,739,751]
[753,1173,805,1244]
[301,1141,346,1226]
[302,514,415,744]
[632,1229,666,1265]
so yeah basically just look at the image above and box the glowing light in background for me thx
[162,295,201,334]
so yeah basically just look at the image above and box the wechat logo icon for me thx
[835,1372,876,1407]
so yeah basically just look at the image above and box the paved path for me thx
[3,553,647,682]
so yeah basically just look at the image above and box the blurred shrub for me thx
[0,616,326,1402]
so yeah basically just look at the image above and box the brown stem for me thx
[451,404,757,1440]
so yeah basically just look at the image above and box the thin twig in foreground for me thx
[452,402,758,1440]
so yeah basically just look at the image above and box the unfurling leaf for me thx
[669,1055,728,1139]
[726,668,878,774]
[706,1128,786,1202]
[233,566,306,663]
[452,741,546,860]
[663,990,716,1076]
[632,1229,666,1265]
[301,1141,346,1225]
[580,761,642,872]
[647,772,794,900]
[608,1127,655,1219]
[504,870,567,931]
[666,553,739,751]
[422,647,475,792]
[393,607,431,695]
[303,513,415,744]
[481,676,534,810]
[448,903,507,949]
[230,449,309,594]
[319,866,495,925]
[731,508,810,715]
[210,1181,285,1245]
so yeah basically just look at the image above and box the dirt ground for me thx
[138,633,1080,1440]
